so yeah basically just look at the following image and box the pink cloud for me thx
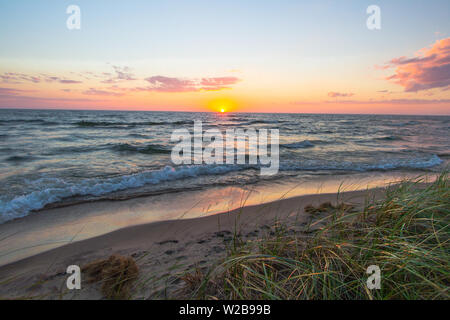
[82,88,124,97]
[324,98,450,105]
[58,79,82,84]
[0,88,99,108]
[144,75,240,92]
[0,87,29,96]
[200,77,240,86]
[0,72,82,84]
[374,64,390,70]
[385,38,450,92]
[291,98,450,105]
[144,76,198,92]
[0,73,41,84]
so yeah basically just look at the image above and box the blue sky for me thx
[1,0,448,61]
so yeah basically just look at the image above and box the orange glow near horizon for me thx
[207,98,238,113]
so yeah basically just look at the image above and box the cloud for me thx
[42,75,82,84]
[101,65,137,83]
[324,98,450,105]
[374,64,390,70]
[291,98,450,105]
[1,66,240,97]
[0,87,29,96]
[0,90,98,107]
[112,65,136,81]
[327,91,354,98]
[0,73,41,84]
[144,76,240,92]
[82,88,124,97]
[144,76,197,92]
[59,79,82,84]
[200,77,240,86]
[383,37,450,92]
[0,72,82,84]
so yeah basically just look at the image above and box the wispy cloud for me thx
[101,65,137,83]
[324,98,450,105]
[1,63,241,96]
[144,76,197,92]
[0,87,31,96]
[0,73,41,84]
[0,72,82,84]
[291,98,450,105]
[143,75,240,92]
[0,91,99,109]
[327,91,354,98]
[82,88,125,97]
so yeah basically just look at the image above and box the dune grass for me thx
[180,172,449,300]
[82,254,139,300]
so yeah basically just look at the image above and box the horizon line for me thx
[0,107,449,117]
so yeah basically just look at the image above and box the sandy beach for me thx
[0,187,383,299]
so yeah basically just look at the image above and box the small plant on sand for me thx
[304,202,355,215]
[82,254,139,299]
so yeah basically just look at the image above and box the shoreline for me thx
[0,170,421,267]
[0,187,384,299]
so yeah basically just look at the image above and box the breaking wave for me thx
[0,154,443,223]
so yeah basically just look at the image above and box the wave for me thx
[281,139,335,149]
[281,140,315,149]
[0,119,60,126]
[5,155,38,163]
[74,120,192,128]
[388,120,421,127]
[42,143,172,156]
[111,143,171,154]
[374,135,404,141]
[128,133,149,138]
[308,130,333,134]
[43,145,101,155]
[244,120,285,125]
[0,164,245,223]
[0,153,443,223]
[437,152,450,158]
[280,154,443,172]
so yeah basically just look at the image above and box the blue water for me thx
[0,109,448,223]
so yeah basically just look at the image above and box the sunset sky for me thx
[0,0,449,114]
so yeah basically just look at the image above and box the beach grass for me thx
[179,171,449,300]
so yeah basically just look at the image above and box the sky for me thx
[0,0,449,114]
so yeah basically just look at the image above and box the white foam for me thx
[0,155,443,223]
[0,164,243,223]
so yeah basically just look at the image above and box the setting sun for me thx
[207,98,237,113]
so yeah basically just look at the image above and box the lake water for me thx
[0,109,448,223]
